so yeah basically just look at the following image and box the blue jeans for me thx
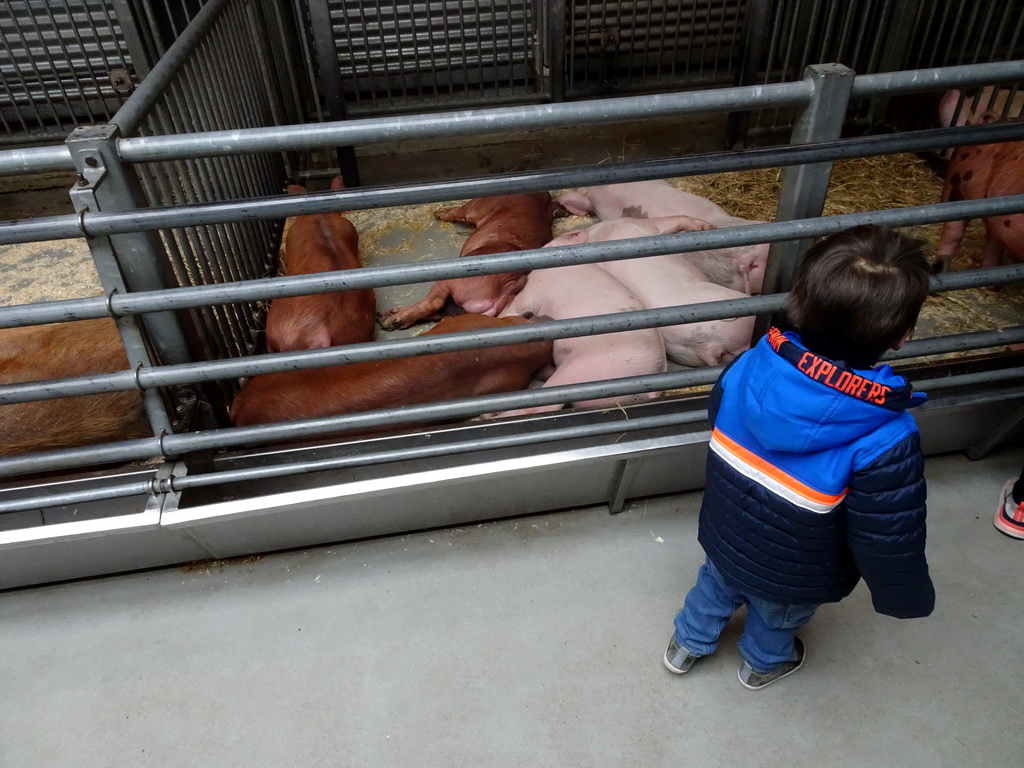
[673,557,818,673]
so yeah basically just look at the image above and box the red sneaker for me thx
[994,477,1024,540]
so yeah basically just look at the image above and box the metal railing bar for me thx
[3,58,1022,177]
[4,362,1023,514]
[0,408,709,513]
[5,117,1024,245]
[2,197,1023,330]
[0,244,1020,402]
[0,323,1020,480]
[114,59,1024,162]
[112,79,814,161]
[850,59,1024,98]
[168,411,709,492]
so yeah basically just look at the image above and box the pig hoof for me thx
[376,309,403,330]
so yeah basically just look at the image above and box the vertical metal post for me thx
[753,63,855,338]
[727,0,770,149]
[306,0,360,186]
[607,456,642,514]
[111,0,157,80]
[65,124,207,435]
[547,0,567,102]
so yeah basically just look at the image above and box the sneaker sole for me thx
[663,651,691,675]
[737,647,806,691]
[994,478,1024,539]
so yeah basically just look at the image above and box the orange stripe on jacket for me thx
[711,428,847,507]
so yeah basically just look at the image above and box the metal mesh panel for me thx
[903,0,1024,128]
[905,0,1024,68]
[320,0,538,115]
[0,0,210,145]
[125,0,298,390]
[747,0,1024,138]
[565,0,745,97]
[0,0,132,143]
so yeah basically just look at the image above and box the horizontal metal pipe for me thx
[884,326,1024,362]
[120,324,1024,449]
[166,411,712,492]
[850,60,1024,98]
[0,408,711,513]
[0,255,1022,407]
[0,478,154,514]
[0,144,74,175]
[0,299,768,403]
[147,326,1024,456]
[168,371,1024,492]
[5,119,1024,247]
[115,80,814,162]
[1,59,1020,179]
[0,366,718,480]
[111,60,1024,162]
[1,195,1024,333]
[913,366,1024,391]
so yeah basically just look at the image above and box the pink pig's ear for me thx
[543,229,589,248]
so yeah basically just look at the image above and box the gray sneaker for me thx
[663,636,701,674]
[737,638,806,690]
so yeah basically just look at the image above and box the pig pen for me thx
[1,35,1024,588]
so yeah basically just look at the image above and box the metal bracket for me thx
[608,456,642,514]
[69,150,107,233]
[108,67,134,95]
[966,401,1024,461]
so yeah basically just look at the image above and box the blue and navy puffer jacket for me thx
[698,327,935,619]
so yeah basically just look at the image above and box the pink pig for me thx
[546,218,754,367]
[493,263,667,417]
[557,180,770,294]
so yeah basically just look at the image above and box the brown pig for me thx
[0,318,150,457]
[229,313,553,428]
[377,192,562,331]
[936,115,1024,272]
[265,177,376,353]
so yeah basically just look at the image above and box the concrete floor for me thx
[1,446,1021,767]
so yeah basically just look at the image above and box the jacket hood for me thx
[730,328,926,453]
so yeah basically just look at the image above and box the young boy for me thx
[664,225,936,690]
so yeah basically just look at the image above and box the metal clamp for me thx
[104,286,120,317]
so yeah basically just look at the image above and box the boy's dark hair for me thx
[786,225,931,367]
